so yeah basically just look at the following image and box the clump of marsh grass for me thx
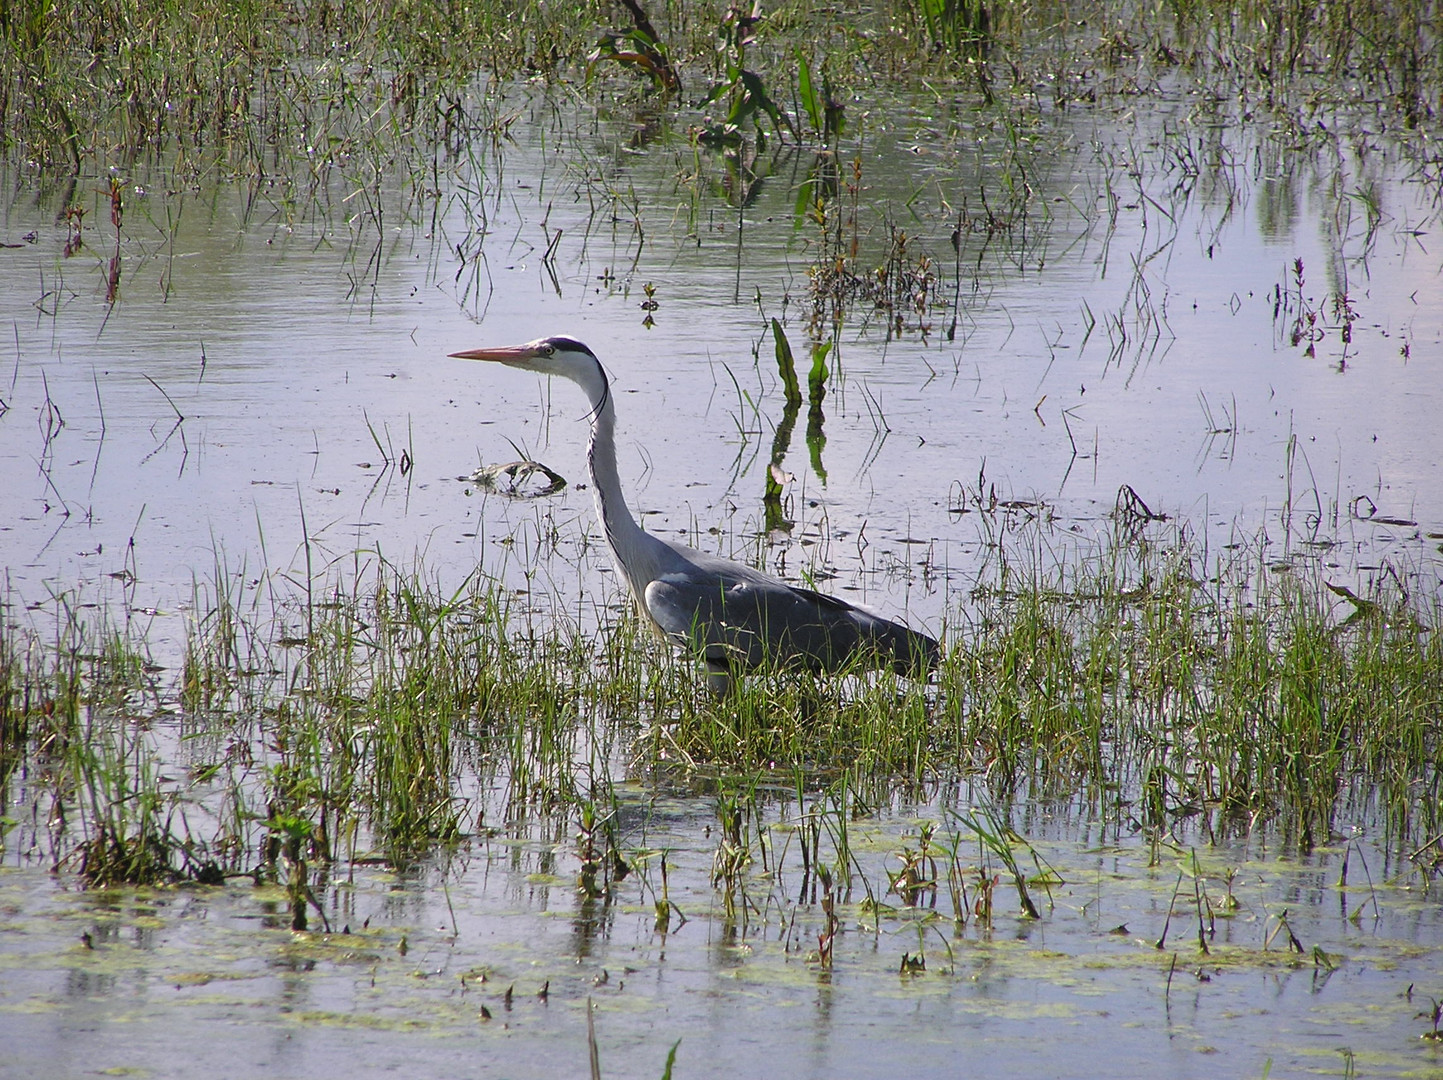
[0,591,219,885]
[71,705,226,887]
[653,666,938,779]
[945,518,1443,846]
[0,0,596,174]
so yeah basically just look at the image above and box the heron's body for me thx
[450,335,939,691]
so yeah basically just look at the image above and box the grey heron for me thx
[449,335,940,692]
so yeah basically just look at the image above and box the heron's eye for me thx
[541,345,555,356]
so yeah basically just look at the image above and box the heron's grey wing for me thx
[785,585,941,673]
[644,574,938,674]
[643,574,771,669]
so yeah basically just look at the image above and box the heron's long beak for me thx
[448,344,540,364]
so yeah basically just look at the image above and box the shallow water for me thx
[2,84,1441,655]
[3,794,1442,1080]
[3,74,1443,1078]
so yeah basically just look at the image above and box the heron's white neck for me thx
[569,359,658,596]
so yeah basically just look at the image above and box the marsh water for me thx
[5,85,1441,638]
[3,65,1443,1079]
[4,804,1442,1079]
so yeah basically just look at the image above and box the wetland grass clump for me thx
[946,523,1443,844]
[0,593,212,884]
[0,0,596,179]
[1202,563,1443,844]
[71,705,225,887]
[654,667,938,778]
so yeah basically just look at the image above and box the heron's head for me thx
[449,336,599,380]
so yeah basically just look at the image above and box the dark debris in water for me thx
[464,460,568,498]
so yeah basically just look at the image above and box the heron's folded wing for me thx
[643,575,774,667]
[644,574,869,669]
[646,572,938,674]
[742,581,938,672]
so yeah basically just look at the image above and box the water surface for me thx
[3,74,1443,1078]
